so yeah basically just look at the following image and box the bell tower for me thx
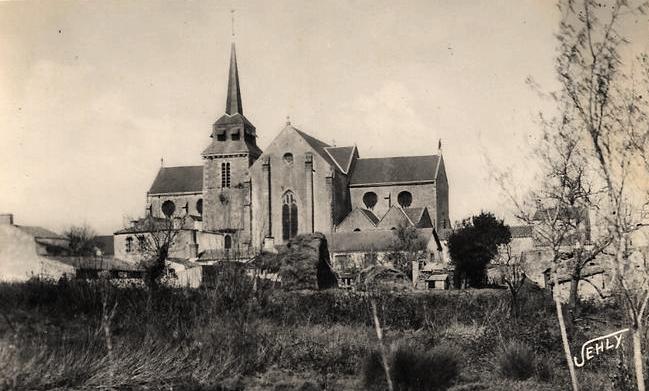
[201,41,261,250]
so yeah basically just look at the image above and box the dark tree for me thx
[64,224,98,257]
[448,212,511,288]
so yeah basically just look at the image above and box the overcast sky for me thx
[1,0,647,234]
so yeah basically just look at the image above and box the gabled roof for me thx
[148,166,203,195]
[336,208,379,231]
[292,128,338,168]
[403,207,434,228]
[324,146,357,174]
[16,225,65,240]
[350,155,440,186]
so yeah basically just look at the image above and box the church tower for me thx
[201,42,262,251]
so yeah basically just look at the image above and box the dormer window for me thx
[231,129,241,141]
[215,128,226,141]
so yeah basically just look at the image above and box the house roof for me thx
[53,256,143,271]
[350,155,440,186]
[114,216,192,235]
[329,228,433,253]
[16,225,65,240]
[426,273,449,281]
[532,206,588,222]
[509,225,533,238]
[324,146,356,174]
[148,166,203,195]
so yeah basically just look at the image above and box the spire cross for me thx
[231,9,235,37]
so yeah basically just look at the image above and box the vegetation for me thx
[363,343,460,391]
[64,224,98,257]
[448,212,511,288]
[498,341,536,380]
[0,276,634,390]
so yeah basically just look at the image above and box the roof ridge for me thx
[356,154,439,160]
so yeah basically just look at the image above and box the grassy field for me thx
[0,272,639,390]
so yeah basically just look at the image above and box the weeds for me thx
[497,341,536,380]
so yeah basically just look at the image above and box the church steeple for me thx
[225,42,243,115]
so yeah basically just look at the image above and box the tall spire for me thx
[225,42,243,115]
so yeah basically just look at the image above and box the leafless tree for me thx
[554,0,649,389]
[123,215,187,289]
[495,243,527,318]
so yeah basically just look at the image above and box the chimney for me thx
[0,214,14,225]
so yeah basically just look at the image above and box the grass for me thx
[0,277,630,390]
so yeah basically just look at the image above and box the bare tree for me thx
[495,243,527,318]
[64,224,98,257]
[554,0,649,389]
[122,215,187,289]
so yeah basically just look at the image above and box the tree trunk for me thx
[568,276,579,311]
[554,272,580,391]
[633,325,646,391]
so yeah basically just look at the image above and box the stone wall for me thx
[349,183,437,225]
[147,193,203,219]
[250,127,339,249]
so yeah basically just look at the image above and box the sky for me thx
[0,0,647,234]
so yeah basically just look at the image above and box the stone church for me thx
[114,41,450,264]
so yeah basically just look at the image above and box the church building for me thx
[114,40,450,265]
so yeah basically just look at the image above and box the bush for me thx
[364,343,461,391]
[498,341,536,380]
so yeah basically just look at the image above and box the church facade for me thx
[116,42,450,263]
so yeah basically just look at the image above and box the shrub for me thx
[363,343,461,391]
[497,341,536,380]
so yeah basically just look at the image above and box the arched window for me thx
[362,192,377,209]
[397,191,412,208]
[224,235,232,250]
[221,162,231,188]
[161,200,175,217]
[353,228,361,232]
[283,153,294,165]
[282,191,298,241]
[196,199,203,215]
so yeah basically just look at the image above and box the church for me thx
[114,40,450,269]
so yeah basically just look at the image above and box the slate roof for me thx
[359,209,380,225]
[325,146,356,174]
[350,155,440,186]
[16,225,65,240]
[54,256,143,271]
[148,166,203,195]
[329,228,434,253]
[114,216,193,235]
[290,128,336,166]
[403,207,434,228]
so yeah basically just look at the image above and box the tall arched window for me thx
[224,235,232,250]
[282,191,298,241]
[221,162,231,188]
